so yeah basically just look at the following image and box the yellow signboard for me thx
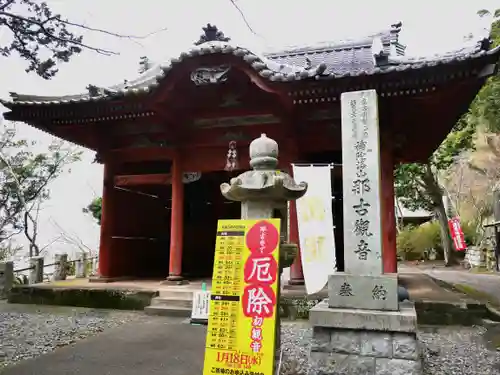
[203,219,281,375]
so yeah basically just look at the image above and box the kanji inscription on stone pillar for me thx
[341,89,383,276]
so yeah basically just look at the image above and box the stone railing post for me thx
[75,252,88,278]
[92,257,99,276]
[53,253,68,281]
[29,257,44,284]
[0,261,14,299]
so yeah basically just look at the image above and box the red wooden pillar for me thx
[167,154,185,281]
[288,164,305,285]
[97,161,115,279]
[289,200,305,284]
[380,147,397,273]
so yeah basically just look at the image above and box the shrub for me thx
[461,220,480,246]
[396,226,417,260]
[413,221,441,254]
[397,221,443,261]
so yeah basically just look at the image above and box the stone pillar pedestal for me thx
[53,253,68,281]
[0,261,14,299]
[75,252,88,278]
[309,300,421,375]
[29,257,44,284]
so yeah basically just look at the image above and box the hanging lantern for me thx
[224,140,238,171]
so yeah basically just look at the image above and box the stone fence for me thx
[0,252,98,299]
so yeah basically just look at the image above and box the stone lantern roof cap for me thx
[249,133,279,170]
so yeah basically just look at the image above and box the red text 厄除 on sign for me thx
[242,221,279,354]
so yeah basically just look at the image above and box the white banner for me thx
[292,165,336,295]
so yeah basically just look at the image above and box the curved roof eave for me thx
[2,39,499,109]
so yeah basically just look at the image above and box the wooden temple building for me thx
[2,23,499,283]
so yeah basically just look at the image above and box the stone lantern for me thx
[220,133,308,271]
[220,133,307,371]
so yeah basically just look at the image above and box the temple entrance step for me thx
[143,290,194,317]
[158,290,195,300]
[144,304,192,317]
[149,296,193,308]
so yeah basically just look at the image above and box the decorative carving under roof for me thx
[190,65,231,85]
[194,24,230,45]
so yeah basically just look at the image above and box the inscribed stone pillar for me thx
[309,90,421,375]
[327,89,398,311]
[342,89,383,275]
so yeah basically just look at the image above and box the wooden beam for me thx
[193,107,275,119]
[114,173,172,186]
[107,147,175,162]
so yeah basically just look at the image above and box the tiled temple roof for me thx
[2,22,499,108]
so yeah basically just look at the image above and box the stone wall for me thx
[310,327,421,374]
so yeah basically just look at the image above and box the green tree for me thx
[0,122,81,257]
[395,9,500,265]
[395,119,476,266]
[83,197,102,225]
[473,9,500,133]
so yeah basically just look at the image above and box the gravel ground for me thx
[278,321,500,375]
[0,302,143,369]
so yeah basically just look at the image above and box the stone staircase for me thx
[144,289,194,317]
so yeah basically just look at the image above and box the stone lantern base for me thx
[309,300,421,374]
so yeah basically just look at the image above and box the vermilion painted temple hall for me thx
[2,24,499,283]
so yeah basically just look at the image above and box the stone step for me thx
[150,296,193,309]
[158,290,195,300]
[144,305,192,317]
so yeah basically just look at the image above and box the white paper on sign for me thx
[191,291,211,320]
[292,165,337,295]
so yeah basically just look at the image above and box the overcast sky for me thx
[0,0,498,259]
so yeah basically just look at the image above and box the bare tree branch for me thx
[50,218,97,257]
[0,1,170,78]
[228,0,258,36]
[1,11,117,55]
[0,0,15,11]
[58,18,169,40]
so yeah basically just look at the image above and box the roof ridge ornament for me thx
[194,24,230,45]
[390,21,402,33]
